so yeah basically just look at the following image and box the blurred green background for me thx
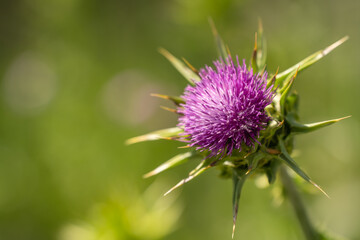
[0,0,359,239]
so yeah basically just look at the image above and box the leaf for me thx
[208,18,229,63]
[125,127,183,145]
[275,36,349,87]
[288,115,351,134]
[256,19,267,71]
[277,137,329,198]
[143,151,197,178]
[159,48,201,85]
[151,93,185,106]
[232,168,247,239]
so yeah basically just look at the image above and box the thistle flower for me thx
[126,20,349,239]
[178,57,275,157]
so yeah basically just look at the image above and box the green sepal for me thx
[264,158,281,184]
[280,70,297,115]
[275,36,349,87]
[159,48,201,85]
[246,151,266,175]
[250,33,258,73]
[151,93,185,106]
[209,18,230,63]
[143,151,198,178]
[287,115,351,134]
[125,127,183,145]
[285,92,299,116]
[250,20,267,73]
[279,68,297,94]
[251,50,257,72]
[277,137,329,197]
[232,167,247,239]
[256,19,267,71]
[262,119,284,146]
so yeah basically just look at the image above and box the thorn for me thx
[223,161,235,167]
[322,36,349,56]
[267,67,279,88]
[294,65,300,78]
[243,152,252,159]
[254,32,258,51]
[258,18,263,33]
[226,45,232,58]
[280,67,298,94]
[182,58,199,74]
[232,206,238,239]
[310,180,330,199]
[178,145,191,149]
[160,106,177,113]
[164,179,187,196]
[158,47,168,57]
[160,136,175,140]
[232,222,236,239]
[208,17,218,36]
[164,169,206,196]
[335,115,352,121]
[151,93,169,100]
[275,66,279,75]
[260,64,267,77]
[143,171,155,179]
[278,120,284,127]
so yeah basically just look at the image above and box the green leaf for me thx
[151,93,185,106]
[143,151,197,178]
[277,137,329,198]
[256,19,267,71]
[159,48,201,85]
[275,36,349,87]
[232,168,247,239]
[288,115,351,134]
[125,127,183,145]
[209,18,229,63]
[264,158,281,184]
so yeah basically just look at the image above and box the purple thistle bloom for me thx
[178,56,275,157]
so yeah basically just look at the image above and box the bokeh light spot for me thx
[2,52,57,115]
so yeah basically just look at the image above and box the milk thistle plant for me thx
[127,20,349,239]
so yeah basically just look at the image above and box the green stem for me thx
[280,166,319,240]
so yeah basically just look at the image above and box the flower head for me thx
[126,21,349,238]
[178,56,275,157]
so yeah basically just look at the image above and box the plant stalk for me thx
[280,166,319,240]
